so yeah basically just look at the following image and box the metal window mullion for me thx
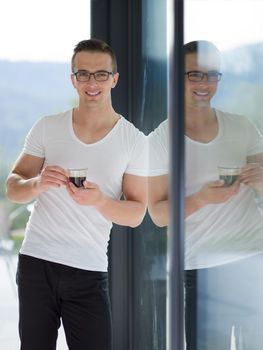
[167,0,185,349]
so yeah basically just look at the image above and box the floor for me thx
[0,254,67,349]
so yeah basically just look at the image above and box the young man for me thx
[148,40,263,349]
[6,39,147,350]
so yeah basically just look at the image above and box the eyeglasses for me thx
[73,70,113,82]
[185,70,222,82]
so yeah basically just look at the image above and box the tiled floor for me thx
[0,254,67,349]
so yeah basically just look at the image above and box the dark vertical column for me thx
[167,0,185,349]
[91,0,130,118]
[90,1,135,349]
[90,0,110,42]
[91,1,176,349]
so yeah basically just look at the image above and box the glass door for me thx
[184,1,263,349]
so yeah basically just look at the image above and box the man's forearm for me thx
[96,197,146,227]
[6,174,40,204]
[148,200,169,227]
[148,195,204,225]
[185,194,205,217]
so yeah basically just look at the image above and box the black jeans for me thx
[16,254,112,350]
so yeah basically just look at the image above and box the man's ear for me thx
[112,72,119,88]
[71,74,76,89]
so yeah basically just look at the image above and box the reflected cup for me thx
[218,166,241,187]
[68,168,88,188]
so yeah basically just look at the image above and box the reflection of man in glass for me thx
[5,39,147,350]
[149,40,263,349]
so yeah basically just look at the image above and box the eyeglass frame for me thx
[184,70,222,82]
[73,69,114,82]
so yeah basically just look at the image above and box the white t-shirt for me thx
[186,109,263,269]
[148,119,169,176]
[20,109,147,271]
[148,111,263,270]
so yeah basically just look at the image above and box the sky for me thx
[0,0,90,62]
[0,0,262,62]
[184,0,263,52]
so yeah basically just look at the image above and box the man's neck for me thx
[72,104,120,144]
[73,104,118,128]
[185,105,218,143]
[185,105,215,128]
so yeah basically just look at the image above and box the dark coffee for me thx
[69,177,86,188]
[219,175,239,187]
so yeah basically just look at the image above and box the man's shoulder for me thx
[216,108,244,119]
[119,115,146,137]
[35,109,71,128]
[216,109,260,138]
[216,108,249,125]
[148,118,169,142]
[27,109,71,133]
[44,109,71,121]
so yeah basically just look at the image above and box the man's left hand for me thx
[67,180,106,207]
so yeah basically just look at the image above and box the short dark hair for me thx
[71,39,118,73]
[184,40,221,69]
[184,40,220,57]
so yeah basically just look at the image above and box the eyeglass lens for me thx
[75,70,112,82]
[186,71,221,82]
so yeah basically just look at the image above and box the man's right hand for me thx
[6,153,68,203]
[37,165,69,193]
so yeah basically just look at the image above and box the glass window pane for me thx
[134,1,168,349]
[184,1,263,349]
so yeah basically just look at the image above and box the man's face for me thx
[185,52,221,109]
[71,51,119,108]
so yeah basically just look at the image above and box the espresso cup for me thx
[218,166,241,187]
[68,168,88,188]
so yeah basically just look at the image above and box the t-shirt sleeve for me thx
[125,131,148,176]
[148,119,169,176]
[246,119,263,155]
[22,117,45,158]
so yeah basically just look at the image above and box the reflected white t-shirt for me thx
[20,109,147,271]
[186,110,263,269]
[148,111,263,270]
